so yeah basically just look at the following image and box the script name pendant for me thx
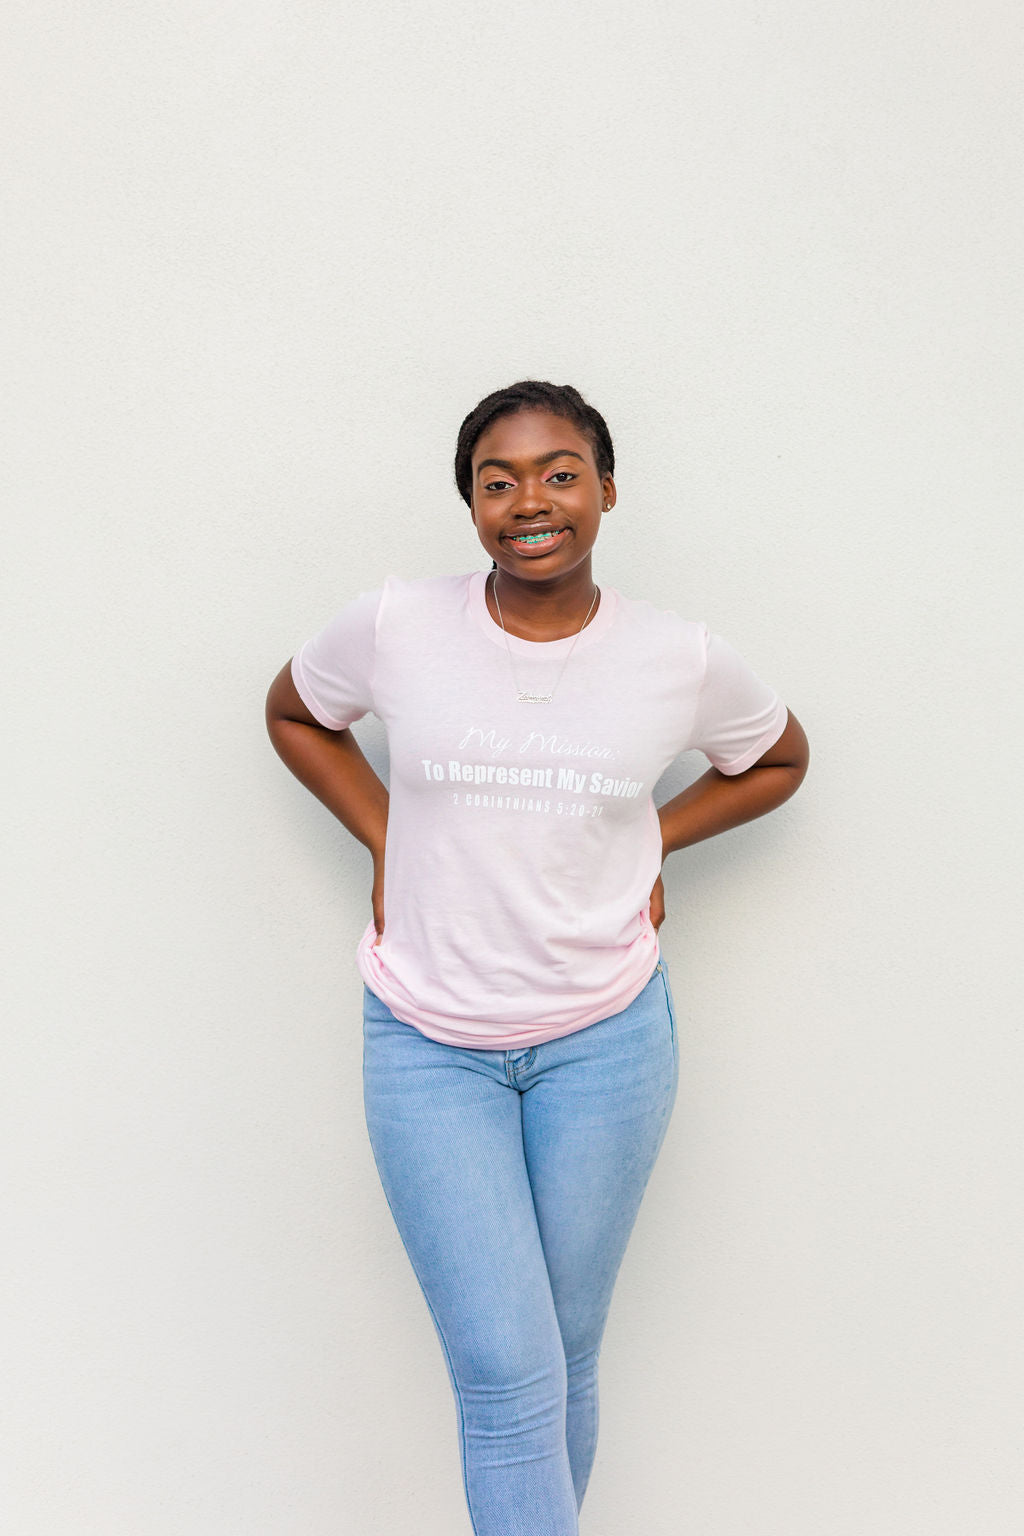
[489,570,599,706]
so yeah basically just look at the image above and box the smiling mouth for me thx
[504,528,570,552]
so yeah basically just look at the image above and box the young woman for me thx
[266,381,809,1536]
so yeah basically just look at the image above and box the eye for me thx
[547,471,576,484]
[484,479,514,492]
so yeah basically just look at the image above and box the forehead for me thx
[472,408,596,469]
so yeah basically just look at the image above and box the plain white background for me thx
[4,2,1022,1532]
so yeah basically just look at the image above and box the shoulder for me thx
[608,587,709,657]
[373,571,477,626]
[379,571,474,603]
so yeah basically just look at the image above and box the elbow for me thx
[264,679,282,739]
[768,716,809,802]
[781,711,810,791]
[786,738,810,799]
[786,754,809,797]
[265,697,287,756]
[265,663,297,745]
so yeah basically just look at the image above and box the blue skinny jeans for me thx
[362,959,680,1536]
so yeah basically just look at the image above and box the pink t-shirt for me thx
[291,570,788,1048]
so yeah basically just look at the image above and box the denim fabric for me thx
[362,960,680,1536]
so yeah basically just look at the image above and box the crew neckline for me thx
[468,568,618,654]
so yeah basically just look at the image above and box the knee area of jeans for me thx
[459,1355,568,1415]
[563,1346,599,1389]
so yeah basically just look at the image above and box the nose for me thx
[511,476,554,515]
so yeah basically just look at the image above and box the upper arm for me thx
[265,661,327,730]
[689,627,792,775]
[280,589,382,730]
[751,709,809,778]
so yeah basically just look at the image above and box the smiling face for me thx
[469,409,616,589]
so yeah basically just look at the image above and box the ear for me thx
[601,475,616,511]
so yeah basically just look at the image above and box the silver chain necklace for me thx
[489,570,599,704]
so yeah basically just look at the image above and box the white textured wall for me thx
[5,2,1021,1532]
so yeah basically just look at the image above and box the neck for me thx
[487,562,599,642]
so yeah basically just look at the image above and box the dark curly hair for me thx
[454,381,615,507]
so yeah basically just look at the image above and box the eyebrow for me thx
[476,449,587,478]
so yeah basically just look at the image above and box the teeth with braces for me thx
[512,531,559,543]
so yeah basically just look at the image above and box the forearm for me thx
[268,718,389,859]
[658,762,803,858]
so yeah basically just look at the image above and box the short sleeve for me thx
[290,588,383,729]
[689,626,789,774]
